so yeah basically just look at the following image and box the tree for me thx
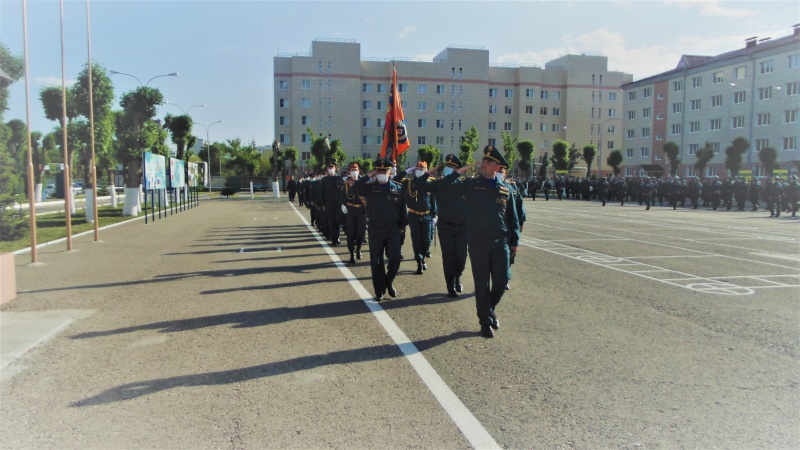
[582,144,597,177]
[417,144,441,167]
[538,152,549,178]
[694,142,715,178]
[567,143,581,173]
[550,139,569,170]
[0,43,24,114]
[0,44,26,238]
[501,132,518,172]
[662,141,680,176]
[758,146,778,176]
[458,126,479,167]
[72,63,115,189]
[607,150,624,176]
[282,146,299,175]
[115,86,164,188]
[516,140,535,179]
[163,113,193,161]
[724,136,749,177]
[226,138,262,177]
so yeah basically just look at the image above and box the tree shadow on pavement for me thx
[70,330,476,407]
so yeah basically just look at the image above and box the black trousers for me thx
[345,209,366,252]
[368,225,402,295]
[324,204,340,242]
[408,215,433,263]
[437,222,468,288]
[468,237,510,326]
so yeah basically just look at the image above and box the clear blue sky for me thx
[2,0,797,147]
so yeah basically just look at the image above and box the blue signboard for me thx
[170,158,186,188]
[143,152,167,190]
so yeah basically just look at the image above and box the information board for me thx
[170,158,186,188]
[143,152,166,190]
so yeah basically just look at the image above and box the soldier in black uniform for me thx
[766,176,783,217]
[341,162,367,264]
[286,175,298,202]
[350,159,408,301]
[542,177,552,200]
[748,177,761,210]
[418,154,469,297]
[528,175,538,200]
[688,177,702,209]
[439,146,520,338]
[642,176,655,210]
[403,160,436,275]
[321,162,345,245]
[787,175,799,217]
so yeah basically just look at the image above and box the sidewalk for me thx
[0,197,474,449]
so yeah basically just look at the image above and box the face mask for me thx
[376,174,389,183]
[495,172,504,182]
[415,169,425,178]
[442,167,454,177]
[390,167,397,176]
[328,168,336,176]
[350,171,359,180]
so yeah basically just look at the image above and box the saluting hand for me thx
[428,163,444,175]
[457,162,477,175]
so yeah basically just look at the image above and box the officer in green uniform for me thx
[438,146,520,338]
[417,154,469,297]
[350,159,408,301]
[341,162,367,264]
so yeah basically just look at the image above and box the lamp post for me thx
[164,101,206,115]
[110,70,179,87]
[599,116,621,177]
[196,120,222,189]
[272,140,281,198]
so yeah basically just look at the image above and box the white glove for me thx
[341,205,348,214]
[432,217,438,226]
[405,167,415,174]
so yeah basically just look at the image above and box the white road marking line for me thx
[289,202,499,450]
[750,252,800,262]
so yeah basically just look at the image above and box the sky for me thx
[1,0,798,148]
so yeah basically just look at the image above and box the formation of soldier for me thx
[518,174,799,217]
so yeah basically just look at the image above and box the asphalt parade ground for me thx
[1,196,798,449]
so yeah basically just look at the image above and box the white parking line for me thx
[289,202,499,450]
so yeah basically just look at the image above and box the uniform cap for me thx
[348,162,360,171]
[444,154,463,168]
[374,158,393,170]
[482,145,510,168]
[415,160,428,169]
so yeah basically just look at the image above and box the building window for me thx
[377,83,386,93]
[672,102,682,113]
[418,101,427,111]
[656,113,664,120]
[279,98,287,108]
[626,148,634,158]
[504,122,512,131]
[362,100,371,110]
[540,123,547,132]
[690,99,701,110]
[301,98,312,108]
[628,91,636,101]
[362,118,371,127]
[525,88,534,97]
[553,107,560,116]
[541,90,548,99]
[640,147,650,157]
[377,101,384,111]
[626,130,635,139]
[673,81,682,92]
[488,122,496,130]
[688,144,698,155]
[758,87,775,100]
[706,166,718,177]
[655,154,662,160]
[301,134,309,143]
[436,85,445,94]
[786,82,800,96]
[757,113,770,126]
[301,115,307,125]
[418,136,426,145]
[710,118,722,130]
[712,72,724,84]
[279,134,289,144]
[641,128,650,138]
[505,88,513,98]
[734,66,746,79]
[398,83,407,93]
[418,84,427,94]
[525,105,533,114]
[657,93,665,100]
[551,123,560,132]
[624,167,633,177]
[671,124,681,134]
[540,107,548,116]
[525,122,533,131]
[641,88,650,98]
[505,106,513,115]
[362,135,371,145]
[642,107,651,118]
[732,116,745,129]
[362,83,372,93]
[279,116,286,126]
[376,118,383,128]
[489,105,497,114]
[279,80,289,90]
[436,119,445,129]
[554,91,561,100]
[760,60,774,74]
[628,110,636,120]
[711,95,723,107]
[756,139,769,150]
[733,91,746,104]
[489,88,497,98]
[692,76,702,88]
[436,102,445,112]
[785,109,798,123]
[783,137,797,151]
[690,121,700,132]
[436,136,444,145]
[418,119,427,128]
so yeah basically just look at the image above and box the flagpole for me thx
[86,0,99,239]
[22,0,37,262]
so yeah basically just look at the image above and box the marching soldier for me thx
[341,162,367,264]
[766,176,783,217]
[787,175,799,217]
[748,177,761,210]
[349,159,408,301]
[542,177,552,201]
[403,161,437,275]
[438,146,520,338]
[321,162,344,245]
[419,154,469,297]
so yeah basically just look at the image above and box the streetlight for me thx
[599,116,621,177]
[164,101,206,115]
[272,140,281,198]
[110,70,179,87]
[196,120,222,187]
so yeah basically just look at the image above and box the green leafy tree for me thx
[663,141,681,176]
[417,144,441,167]
[115,86,164,188]
[607,150,624,176]
[458,126,479,167]
[694,142,716,179]
[501,132,518,172]
[758,146,778,176]
[71,63,115,188]
[550,139,569,170]
[0,44,26,238]
[227,138,262,177]
[282,146,299,175]
[724,136,749,177]
[516,140,535,179]
[0,43,24,114]
[582,144,597,177]
[354,157,373,172]
[567,143,581,172]
[163,113,193,161]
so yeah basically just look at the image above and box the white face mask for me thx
[350,171,359,180]
[495,172,504,182]
[415,169,425,178]
[328,168,336,176]
[376,174,389,183]
[442,167,454,177]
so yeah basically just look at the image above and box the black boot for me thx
[455,276,463,293]
[348,251,356,265]
[356,246,362,260]
[416,261,423,275]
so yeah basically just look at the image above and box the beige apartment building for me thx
[274,39,632,174]
[621,25,800,179]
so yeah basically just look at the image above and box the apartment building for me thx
[621,24,800,179]
[274,39,632,172]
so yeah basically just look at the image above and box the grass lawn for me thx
[0,206,135,253]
